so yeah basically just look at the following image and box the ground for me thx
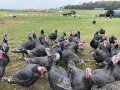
[0,9,120,90]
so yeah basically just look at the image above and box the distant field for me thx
[0,9,120,90]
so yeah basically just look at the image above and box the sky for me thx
[0,0,119,9]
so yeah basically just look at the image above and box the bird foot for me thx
[1,76,8,82]
[95,63,99,65]
[18,57,24,60]
[90,51,94,55]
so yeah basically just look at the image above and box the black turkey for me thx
[51,45,62,61]
[39,29,49,47]
[90,31,101,51]
[109,35,117,44]
[2,64,47,86]
[100,30,107,42]
[68,33,84,51]
[74,29,80,39]
[100,28,105,34]
[99,40,111,53]
[62,46,88,65]
[93,20,96,24]
[93,48,111,63]
[69,31,80,42]
[56,40,69,51]
[68,61,93,90]
[57,31,67,42]
[48,29,57,43]
[27,44,47,57]
[12,32,36,57]
[32,32,40,45]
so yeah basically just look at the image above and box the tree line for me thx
[64,1,120,10]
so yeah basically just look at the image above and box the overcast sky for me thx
[0,0,118,9]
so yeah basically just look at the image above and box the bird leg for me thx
[41,72,47,80]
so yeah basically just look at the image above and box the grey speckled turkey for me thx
[92,61,115,87]
[24,48,60,71]
[48,63,72,90]
[91,81,120,90]
[27,44,47,57]
[0,40,9,77]
[111,40,120,56]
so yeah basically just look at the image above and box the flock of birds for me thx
[0,28,120,90]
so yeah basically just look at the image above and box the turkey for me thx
[68,33,84,51]
[62,46,88,65]
[57,31,67,42]
[62,40,88,65]
[99,40,111,53]
[92,60,115,87]
[65,42,78,54]
[111,40,120,56]
[100,28,107,42]
[92,81,120,90]
[12,32,36,57]
[68,61,93,90]
[0,49,9,77]
[68,31,80,42]
[26,44,47,57]
[48,29,57,43]
[0,33,9,53]
[90,31,101,51]
[109,35,117,44]
[100,28,105,34]
[90,39,100,50]
[93,20,96,24]
[74,29,80,39]
[24,48,60,71]
[51,44,62,61]
[68,31,78,42]
[48,61,72,90]
[112,53,120,81]
[56,40,69,51]
[39,29,49,47]
[93,48,111,63]
[2,64,47,86]
[32,32,40,45]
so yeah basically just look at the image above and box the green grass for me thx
[0,10,120,90]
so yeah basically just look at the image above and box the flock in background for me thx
[0,27,120,90]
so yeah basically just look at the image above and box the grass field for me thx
[0,9,120,90]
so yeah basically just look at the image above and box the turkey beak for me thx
[86,68,91,79]
[78,43,84,51]
[104,41,107,48]
[3,33,8,40]
[112,56,118,65]
[45,36,49,43]
[52,53,60,65]
[45,48,52,56]
[114,40,118,46]
[37,67,47,73]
